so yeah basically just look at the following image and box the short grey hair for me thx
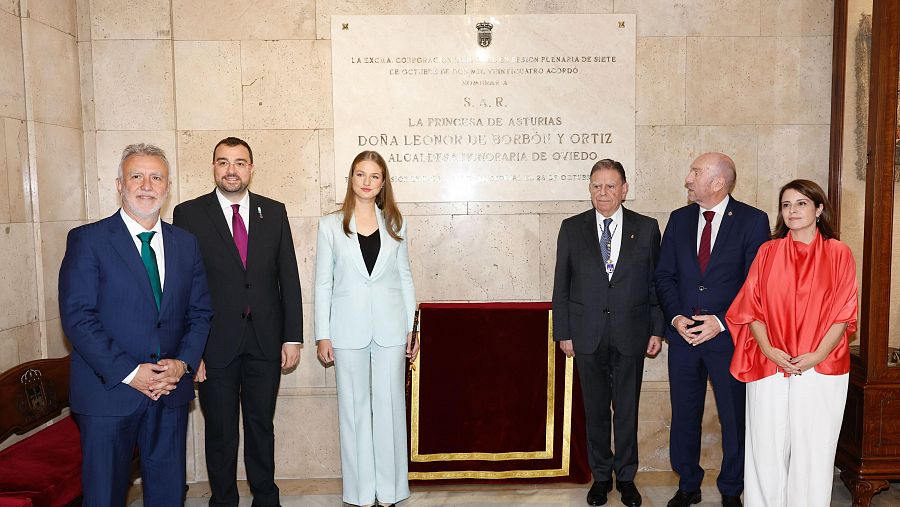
[118,143,170,178]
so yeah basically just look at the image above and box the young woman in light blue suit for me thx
[315,150,418,507]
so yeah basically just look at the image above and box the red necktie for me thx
[231,204,248,268]
[698,210,715,274]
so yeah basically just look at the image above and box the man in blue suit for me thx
[59,143,213,506]
[654,153,769,507]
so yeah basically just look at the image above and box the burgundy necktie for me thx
[231,204,248,268]
[698,210,715,274]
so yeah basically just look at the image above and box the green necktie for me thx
[137,231,162,310]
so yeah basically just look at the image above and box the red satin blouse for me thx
[727,231,858,382]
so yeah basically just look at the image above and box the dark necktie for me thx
[137,231,162,310]
[698,210,715,274]
[600,217,613,264]
[232,204,248,268]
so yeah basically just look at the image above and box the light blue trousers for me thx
[334,340,410,505]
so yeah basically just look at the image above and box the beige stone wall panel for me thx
[0,11,26,120]
[407,214,541,301]
[278,304,329,388]
[756,124,830,224]
[466,0,613,14]
[174,41,243,131]
[698,125,759,206]
[634,125,699,212]
[636,37,686,126]
[0,0,17,16]
[319,128,335,213]
[0,322,40,372]
[90,0,170,40]
[34,122,85,221]
[94,129,178,219]
[173,0,315,41]
[538,213,566,301]
[24,19,81,129]
[0,222,38,331]
[75,0,90,41]
[40,220,82,322]
[92,39,175,130]
[760,0,833,36]
[618,0,760,37]
[177,129,320,217]
[1,118,30,223]
[686,36,832,126]
[289,217,318,305]
[78,41,95,132]
[241,40,332,130]
[26,0,76,36]
[317,0,466,39]
[44,317,72,358]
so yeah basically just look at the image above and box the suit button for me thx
[241,312,248,319]
[608,283,614,288]
[603,309,610,314]
[156,322,162,328]
[698,285,706,291]
[150,352,158,360]
[245,283,251,288]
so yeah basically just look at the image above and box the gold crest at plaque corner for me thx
[476,21,493,48]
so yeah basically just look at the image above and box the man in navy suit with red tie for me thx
[654,153,769,507]
[59,143,212,506]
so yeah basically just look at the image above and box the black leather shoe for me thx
[667,489,702,507]
[586,480,613,506]
[721,495,742,507]
[616,480,642,506]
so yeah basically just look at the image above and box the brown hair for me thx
[772,179,837,240]
[590,158,626,182]
[213,136,253,163]
[340,151,403,241]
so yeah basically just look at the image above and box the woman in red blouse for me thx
[726,179,858,507]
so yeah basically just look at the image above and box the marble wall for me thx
[1,0,836,477]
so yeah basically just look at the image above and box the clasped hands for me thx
[674,315,720,346]
[128,359,186,400]
[760,345,823,376]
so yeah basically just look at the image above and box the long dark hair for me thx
[340,151,403,241]
[772,179,837,240]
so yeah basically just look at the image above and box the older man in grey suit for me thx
[552,158,665,507]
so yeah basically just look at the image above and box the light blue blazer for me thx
[314,209,416,349]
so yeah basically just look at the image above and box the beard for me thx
[121,190,167,221]
[216,176,249,195]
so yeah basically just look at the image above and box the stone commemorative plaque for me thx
[331,15,636,202]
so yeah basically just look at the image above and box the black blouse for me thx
[358,229,380,275]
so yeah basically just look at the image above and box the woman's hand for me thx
[789,351,825,374]
[406,332,419,361]
[761,344,800,375]
[316,340,334,366]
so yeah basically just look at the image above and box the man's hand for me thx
[128,363,165,400]
[647,336,662,357]
[558,340,574,358]
[281,343,301,370]
[673,315,697,343]
[680,315,721,346]
[195,359,207,382]
[149,359,185,396]
[317,339,335,366]
[406,332,419,361]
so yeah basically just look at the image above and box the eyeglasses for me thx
[214,160,251,170]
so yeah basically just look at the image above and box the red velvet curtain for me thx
[407,302,590,483]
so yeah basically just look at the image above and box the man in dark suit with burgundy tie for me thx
[654,152,770,507]
[553,159,665,506]
[173,137,303,507]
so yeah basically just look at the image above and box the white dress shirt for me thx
[119,208,165,384]
[596,205,623,280]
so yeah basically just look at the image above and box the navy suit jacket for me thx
[654,197,769,350]
[59,212,213,416]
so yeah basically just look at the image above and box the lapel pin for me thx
[727,211,733,217]
[630,234,635,239]
[257,206,263,219]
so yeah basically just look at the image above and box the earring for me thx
[816,216,820,223]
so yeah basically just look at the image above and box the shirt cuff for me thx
[671,315,683,327]
[121,365,139,385]
[714,316,725,332]
[284,341,301,345]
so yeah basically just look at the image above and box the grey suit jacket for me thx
[552,206,665,356]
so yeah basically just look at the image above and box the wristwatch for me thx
[179,359,193,377]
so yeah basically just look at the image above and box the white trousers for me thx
[333,341,410,506]
[744,369,848,507]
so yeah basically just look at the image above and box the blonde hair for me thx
[340,151,403,241]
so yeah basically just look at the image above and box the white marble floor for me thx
[129,476,900,506]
